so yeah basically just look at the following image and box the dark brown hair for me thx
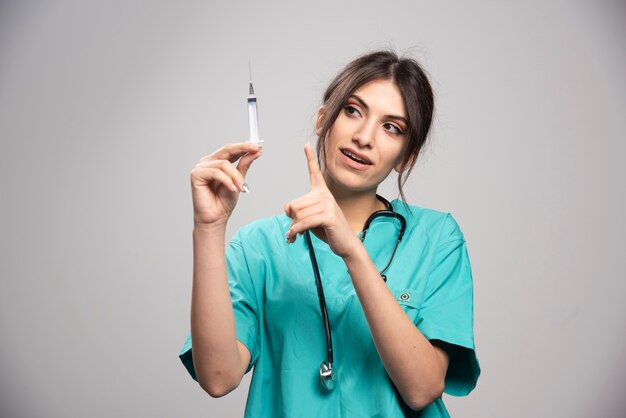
[317,50,434,203]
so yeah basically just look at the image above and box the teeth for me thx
[342,150,369,164]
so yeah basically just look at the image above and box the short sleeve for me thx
[227,238,262,371]
[178,232,262,381]
[416,213,480,396]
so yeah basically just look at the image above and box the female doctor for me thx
[180,50,480,417]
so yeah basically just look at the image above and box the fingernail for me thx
[230,183,237,192]
[241,182,250,193]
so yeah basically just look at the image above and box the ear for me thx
[394,151,415,173]
[394,159,404,173]
[315,106,326,136]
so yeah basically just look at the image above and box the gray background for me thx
[1,0,625,417]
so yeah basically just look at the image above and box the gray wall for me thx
[1,1,624,416]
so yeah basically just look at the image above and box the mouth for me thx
[340,148,373,166]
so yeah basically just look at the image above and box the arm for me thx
[190,222,251,397]
[188,142,262,397]
[343,243,450,410]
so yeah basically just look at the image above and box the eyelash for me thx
[343,104,405,136]
[384,123,403,135]
[343,104,361,117]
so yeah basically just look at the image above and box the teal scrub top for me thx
[180,200,480,417]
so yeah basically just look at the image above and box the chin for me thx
[325,169,377,193]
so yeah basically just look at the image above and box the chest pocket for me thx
[390,288,421,324]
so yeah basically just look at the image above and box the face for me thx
[316,78,408,193]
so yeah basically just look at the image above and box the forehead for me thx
[351,79,406,117]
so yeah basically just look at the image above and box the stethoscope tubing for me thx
[304,195,406,390]
[304,230,334,364]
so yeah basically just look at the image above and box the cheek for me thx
[322,131,338,168]
[382,142,406,167]
[394,149,406,166]
[323,127,343,159]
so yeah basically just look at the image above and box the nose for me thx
[352,120,376,148]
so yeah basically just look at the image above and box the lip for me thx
[340,147,373,165]
[338,147,373,171]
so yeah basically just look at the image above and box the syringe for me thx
[247,65,262,144]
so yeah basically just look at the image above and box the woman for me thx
[180,50,480,417]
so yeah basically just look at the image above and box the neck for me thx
[325,179,387,234]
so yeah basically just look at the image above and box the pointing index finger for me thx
[304,143,325,190]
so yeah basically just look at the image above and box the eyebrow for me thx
[349,94,408,125]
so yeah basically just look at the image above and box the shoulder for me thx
[391,199,465,244]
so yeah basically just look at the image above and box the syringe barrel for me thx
[247,96,260,143]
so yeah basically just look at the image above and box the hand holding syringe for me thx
[189,64,266,219]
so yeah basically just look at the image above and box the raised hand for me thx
[284,143,360,258]
[191,142,263,226]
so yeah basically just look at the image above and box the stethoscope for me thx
[303,195,407,391]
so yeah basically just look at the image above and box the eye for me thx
[383,122,404,136]
[343,105,361,118]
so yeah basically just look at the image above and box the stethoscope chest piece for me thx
[319,361,336,391]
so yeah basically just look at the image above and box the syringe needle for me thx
[248,61,254,95]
